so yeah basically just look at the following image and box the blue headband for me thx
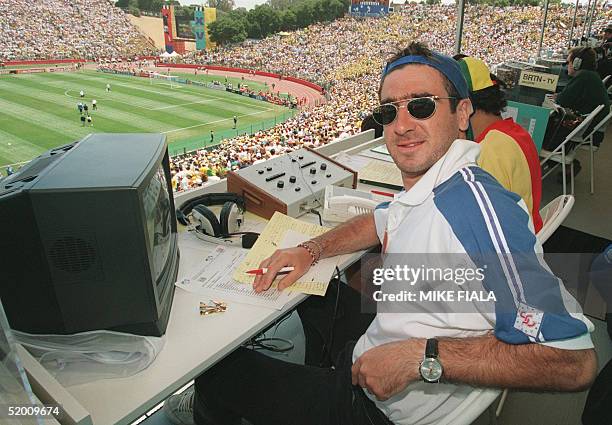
[382,53,469,99]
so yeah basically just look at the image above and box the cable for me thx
[272,311,293,335]
[250,337,294,353]
[546,106,567,152]
[319,266,342,367]
[308,208,323,226]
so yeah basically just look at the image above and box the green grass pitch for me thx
[0,70,293,167]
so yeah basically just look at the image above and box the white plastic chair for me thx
[540,104,604,195]
[495,194,575,418]
[574,105,612,194]
[536,194,576,244]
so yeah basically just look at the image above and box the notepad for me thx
[358,160,404,189]
[232,212,350,296]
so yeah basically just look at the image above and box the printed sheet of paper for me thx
[176,245,298,310]
[358,149,395,163]
[232,212,345,296]
[334,152,372,172]
[358,159,403,187]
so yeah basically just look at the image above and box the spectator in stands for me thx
[600,24,612,59]
[457,56,542,233]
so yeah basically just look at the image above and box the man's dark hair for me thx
[470,75,507,116]
[380,42,459,112]
[569,47,597,71]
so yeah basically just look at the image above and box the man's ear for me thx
[457,98,473,132]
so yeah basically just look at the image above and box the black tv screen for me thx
[0,134,180,337]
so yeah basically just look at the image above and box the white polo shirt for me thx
[353,139,593,425]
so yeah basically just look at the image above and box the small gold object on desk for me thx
[199,300,227,316]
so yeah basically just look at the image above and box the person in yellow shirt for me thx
[457,57,543,232]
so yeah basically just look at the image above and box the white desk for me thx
[60,226,367,424]
[51,132,391,424]
[62,231,307,425]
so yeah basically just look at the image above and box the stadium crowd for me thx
[170,4,611,192]
[0,0,157,61]
[1,1,610,190]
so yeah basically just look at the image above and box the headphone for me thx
[572,48,586,71]
[176,193,259,248]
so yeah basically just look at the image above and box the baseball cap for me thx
[382,51,469,99]
[457,57,495,93]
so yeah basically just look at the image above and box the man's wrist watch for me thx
[419,339,443,383]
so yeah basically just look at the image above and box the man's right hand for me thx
[252,247,313,293]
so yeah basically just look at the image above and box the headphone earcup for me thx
[193,205,222,237]
[219,201,242,235]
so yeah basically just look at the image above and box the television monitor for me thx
[0,134,180,337]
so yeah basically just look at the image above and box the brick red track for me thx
[204,69,325,108]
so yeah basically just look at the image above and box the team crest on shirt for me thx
[514,302,544,338]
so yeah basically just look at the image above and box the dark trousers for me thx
[193,281,391,425]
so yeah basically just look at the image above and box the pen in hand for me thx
[246,266,295,276]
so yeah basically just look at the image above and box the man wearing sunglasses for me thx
[166,43,596,425]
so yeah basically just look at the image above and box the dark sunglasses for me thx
[372,96,456,125]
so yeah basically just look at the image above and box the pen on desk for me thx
[371,190,395,198]
[246,267,295,275]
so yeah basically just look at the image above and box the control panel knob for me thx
[277,180,284,189]
[291,158,297,162]
[258,169,264,174]
[298,155,304,160]
[310,167,316,175]
[295,187,301,192]
[289,176,296,183]
[311,180,317,185]
[326,173,332,178]
[320,163,327,170]
[266,167,272,172]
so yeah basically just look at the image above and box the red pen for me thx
[371,190,395,198]
[246,267,295,275]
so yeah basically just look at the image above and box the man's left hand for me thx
[351,339,425,401]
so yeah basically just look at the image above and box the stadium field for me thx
[0,70,293,168]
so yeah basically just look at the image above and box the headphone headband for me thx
[176,192,244,225]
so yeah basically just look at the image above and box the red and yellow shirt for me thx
[476,118,543,233]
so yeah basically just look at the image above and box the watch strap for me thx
[425,338,438,359]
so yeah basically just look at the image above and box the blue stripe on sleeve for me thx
[434,166,588,344]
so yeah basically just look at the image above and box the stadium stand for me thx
[1,2,610,192]
[0,0,157,60]
[169,5,611,192]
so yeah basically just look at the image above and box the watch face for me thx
[420,358,443,382]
